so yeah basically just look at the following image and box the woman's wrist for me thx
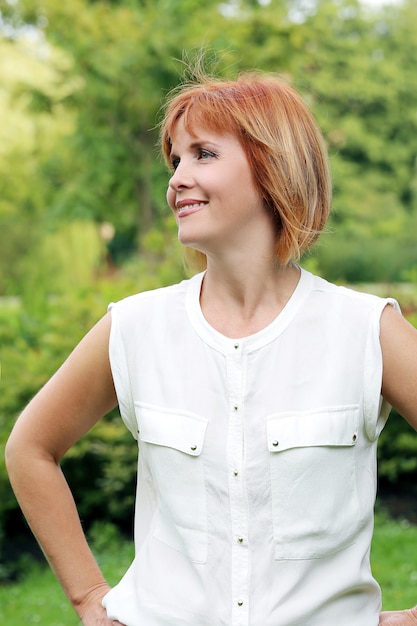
[73,580,112,619]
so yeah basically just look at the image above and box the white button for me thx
[233,404,239,411]
[233,470,239,476]
[272,440,279,447]
[190,444,197,451]
[234,343,239,349]
[237,600,243,606]
[237,536,244,543]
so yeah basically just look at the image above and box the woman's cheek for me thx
[166,187,176,213]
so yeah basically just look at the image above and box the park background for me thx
[1,0,417,622]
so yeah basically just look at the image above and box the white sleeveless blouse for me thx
[102,269,399,626]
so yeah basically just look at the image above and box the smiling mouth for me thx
[177,201,207,213]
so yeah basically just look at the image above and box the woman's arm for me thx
[380,610,417,625]
[5,312,123,625]
[378,304,417,625]
[380,304,417,429]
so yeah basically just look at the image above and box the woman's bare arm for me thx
[378,305,417,625]
[5,312,122,624]
[381,305,417,429]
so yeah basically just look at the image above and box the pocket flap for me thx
[267,406,359,452]
[135,402,208,456]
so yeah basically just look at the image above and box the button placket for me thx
[226,345,249,626]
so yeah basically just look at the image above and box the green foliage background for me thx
[0,0,417,579]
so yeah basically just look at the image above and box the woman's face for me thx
[166,118,272,258]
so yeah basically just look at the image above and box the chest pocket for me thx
[267,406,360,560]
[135,402,208,564]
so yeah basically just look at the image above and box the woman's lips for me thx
[176,200,208,217]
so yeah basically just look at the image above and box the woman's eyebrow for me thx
[189,140,221,150]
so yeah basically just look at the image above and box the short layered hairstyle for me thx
[160,72,332,268]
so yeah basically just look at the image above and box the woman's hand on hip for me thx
[77,583,125,626]
[80,602,125,626]
[379,609,417,625]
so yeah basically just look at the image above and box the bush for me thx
[0,222,186,577]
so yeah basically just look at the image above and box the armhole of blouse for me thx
[363,297,401,441]
[108,302,138,440]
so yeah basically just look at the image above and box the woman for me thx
[6,71,417,625]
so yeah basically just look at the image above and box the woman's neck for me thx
[199,257,300,338]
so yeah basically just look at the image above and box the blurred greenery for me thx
[0,0,417,585]
[0,522,135,623]
[0,0,417,286]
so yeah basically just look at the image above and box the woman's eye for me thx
[199,149,216,160]
[171,157,180,170]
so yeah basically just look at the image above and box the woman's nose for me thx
[168,160,192,191]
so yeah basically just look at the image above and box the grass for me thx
[1,514,417,623]
[372,510,417,610]
[0,523,134,625]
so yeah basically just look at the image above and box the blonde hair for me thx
[160,72,331,268]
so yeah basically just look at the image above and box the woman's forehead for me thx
[168,117,237,151]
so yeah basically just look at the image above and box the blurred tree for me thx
[292,0,417,279]
[0,0,245,259]
[0,34,76,294]
[1,0,416,281]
